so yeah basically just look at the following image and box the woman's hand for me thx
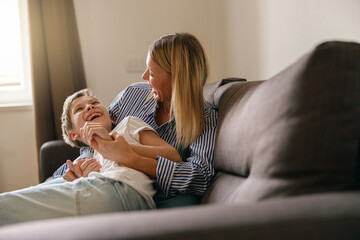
[62,158,102,181]
[90,132,157,178]
[90,132,135,167]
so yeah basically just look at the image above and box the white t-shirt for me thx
[89,116,156,208]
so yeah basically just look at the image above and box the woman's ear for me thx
[69,131,80,141]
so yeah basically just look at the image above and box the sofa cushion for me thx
[210,41,360,202]
[203,77,246,107]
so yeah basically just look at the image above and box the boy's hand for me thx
[63,158,102,182]
[81,122,112,145]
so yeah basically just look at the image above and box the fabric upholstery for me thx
[1,192,359,240]
[203,77,247,106]
[39,140,79,182]
[209,41,360,202]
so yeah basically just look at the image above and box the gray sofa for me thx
[0,41,359,239]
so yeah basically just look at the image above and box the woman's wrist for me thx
[132,155,158,179]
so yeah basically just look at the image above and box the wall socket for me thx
[126,58,146,73]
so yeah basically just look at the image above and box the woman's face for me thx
[142,54,172,103]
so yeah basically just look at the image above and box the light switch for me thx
[126,58,146,73]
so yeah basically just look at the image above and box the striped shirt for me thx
[54,82,218,197]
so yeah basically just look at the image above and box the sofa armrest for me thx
[39,140,80,182]
[1,192,359,239]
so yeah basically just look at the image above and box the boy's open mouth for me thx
[86,112,102,121]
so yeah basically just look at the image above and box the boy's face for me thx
[69,96,112,144]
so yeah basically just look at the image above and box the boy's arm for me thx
[130,130,181,163]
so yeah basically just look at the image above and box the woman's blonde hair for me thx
[149,33,208,148]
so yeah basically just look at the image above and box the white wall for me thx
[0,107,38,192]
[74,0,360,101]
[224,0,360,80]
[257,0,360,79]
[1,0,359,192]
[74,0,228,106]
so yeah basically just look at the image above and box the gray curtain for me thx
[28,0,86,166]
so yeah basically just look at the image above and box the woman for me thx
[86,32,218,207]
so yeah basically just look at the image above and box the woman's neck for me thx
[155,101,172,126]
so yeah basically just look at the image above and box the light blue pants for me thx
[0,177,150,227]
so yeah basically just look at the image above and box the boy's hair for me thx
[61,88,98,148]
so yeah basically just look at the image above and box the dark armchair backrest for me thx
[39,140,79,182]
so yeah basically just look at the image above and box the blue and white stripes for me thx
[110,82,218,197]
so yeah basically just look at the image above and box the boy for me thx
[0,88,183,227]
[61,88,181,209]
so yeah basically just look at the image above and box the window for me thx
[0,0,32,106]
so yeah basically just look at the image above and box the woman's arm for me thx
[90,134,158,178]
[155,117,218,197]
[129,130,181,163]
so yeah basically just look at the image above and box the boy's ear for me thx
[69,131,80,141]
[111,116,115,126]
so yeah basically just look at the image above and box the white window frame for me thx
[0,0,32,108]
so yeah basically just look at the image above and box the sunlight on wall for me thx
[0,0,23,87]
[0,0,32,106]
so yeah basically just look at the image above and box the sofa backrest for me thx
[203,41,360,204]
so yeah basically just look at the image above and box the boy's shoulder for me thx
[126,82,151,91]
